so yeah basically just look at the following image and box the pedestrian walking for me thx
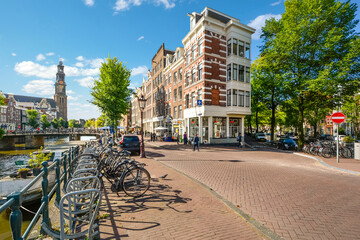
[237,132,242,148]
[176,133,180,144]
[183,132,188,145]
[193,134,200,151]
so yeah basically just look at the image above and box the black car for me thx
[277,138,298,150]
[119,135,140,155]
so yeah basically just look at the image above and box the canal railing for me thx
[0,145,81,240]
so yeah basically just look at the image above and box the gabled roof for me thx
[4,94,57,108]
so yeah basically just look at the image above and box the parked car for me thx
[255,132,267,141]
[119,135,140,155]
[277,138,298,150]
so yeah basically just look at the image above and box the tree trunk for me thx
[255,111,259,133]
[298,98,305,147]
[313,122,317,138]
[271,103,276,142]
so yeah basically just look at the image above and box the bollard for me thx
[7,192,23,240]
[55,159,61,205]
[41,161,51,229]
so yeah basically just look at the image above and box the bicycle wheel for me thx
[322,148,332,158]
[341,148,352,158]
[121,167,150,197]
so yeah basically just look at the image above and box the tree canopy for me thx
[26,110,39,129]
[40,115,51,130]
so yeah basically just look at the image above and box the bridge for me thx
[0,130,100,150]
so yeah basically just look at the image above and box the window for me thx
[233,39,238,55]
[169,88,171,99]
[227,39,231,56]
[178,87,182,100]
[246,67,251,83]
[165,75,168,86]
[191,45,196,61]
[227,64,231,81]
[176,51,180,60]
[233,64,238,81]
[179,68,182,81]
[239,41,245,57]
[174,71,177,83]
[246,91,250,107]
[174,107,177,119]
[191,92,195,107]
[178,105,182,118]
[198,63,203,81]
[198,40,203,55]
[197,89,202,101]
[239,91,244,107]
[169,73,171,83]
[239,65,244,82]
[186,52,190,65]
[160,72,162,84]
[191,68,195,83]
[186,72,189,86]
[227,90,231,106]
[165,90,168,101]
[185,94,189,108]
[232,89,238,106]
[246,43,250,59]
[174,88,177,101]
[168,103,171,116]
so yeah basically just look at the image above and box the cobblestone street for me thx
[143,141,360,240]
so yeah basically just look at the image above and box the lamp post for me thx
[138,94,147,158]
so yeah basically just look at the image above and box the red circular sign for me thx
[331,112,346,124]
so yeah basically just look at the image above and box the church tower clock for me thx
[54,61,68,120]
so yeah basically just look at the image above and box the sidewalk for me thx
[98,148,266,240]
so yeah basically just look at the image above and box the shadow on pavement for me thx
[99,177,192,239]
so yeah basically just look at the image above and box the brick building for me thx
[131,7,255,144]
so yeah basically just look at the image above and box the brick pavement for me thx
[145,140,360,240]
[98,146,266,240]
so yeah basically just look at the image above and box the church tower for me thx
[54,61,68,120]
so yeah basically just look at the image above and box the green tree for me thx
[58,117,66,129]
[260,0,360,146]
[51,118,59,130]
[26,110,39,129]
[68,119,76,129]
[40,115,51,130]
[343,95,360,138]
[90,57,133,136]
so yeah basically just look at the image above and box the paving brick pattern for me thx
[146,141,360,240]
[98,148,266,240]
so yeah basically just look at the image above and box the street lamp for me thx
[138,94,147,158]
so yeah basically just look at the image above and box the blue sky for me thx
[0,0,359,120]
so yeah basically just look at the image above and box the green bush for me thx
[28,147,52,168]
[338,127,346,135]
[343,136,355,143]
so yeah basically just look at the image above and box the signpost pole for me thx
[336,123,339,163]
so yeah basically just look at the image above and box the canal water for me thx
[0,136,95,239]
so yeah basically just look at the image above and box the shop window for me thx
[229,118,241,138]
[213,117,226,138]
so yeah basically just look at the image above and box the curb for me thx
[146,155,283,240]
[293,153,360,176]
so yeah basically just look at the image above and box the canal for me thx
[0,136,95,239]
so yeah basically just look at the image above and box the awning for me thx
[155,127,168,131]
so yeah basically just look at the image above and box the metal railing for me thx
[0,145,81,240]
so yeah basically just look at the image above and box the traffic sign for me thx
[331,112,346,124]
[197,100,202,106]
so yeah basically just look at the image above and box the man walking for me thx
[193,134,200,151]
[183,132,188,145]
[237,132,242,148]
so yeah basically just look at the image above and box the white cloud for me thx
[46,52,54,56]
[271,0,282,6]
[11,53,16,56]
[137,36,144,41]
[114,0,175,12]
[68,104,101,119]
[76,56,85,61]
[114,0,130,11]
[22,80,55,96]
[75,62,84,68]
[84,0,95,6]
[36,54,46,61]
[131,65,148,76]
[154,0,175,9]
[75,76,95,87]
[248,14,282,40]
[67,90,76,95]
[15,61,57,78]
[68,95,79,101]
[89,58,105,68]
